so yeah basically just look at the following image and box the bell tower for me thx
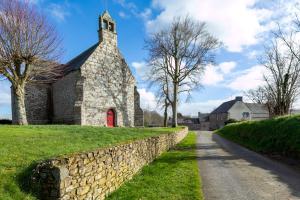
[98,10,117,46]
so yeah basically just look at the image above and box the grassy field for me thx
[217,115,300,158]
[107,132,203,200]
[0,125,182,200]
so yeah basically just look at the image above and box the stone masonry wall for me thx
[33,127,188,200]
[11,83,52,124]
[80,32,135,127]
[134,86,144,127]
[22,83,52,124]
[52,71,80,124]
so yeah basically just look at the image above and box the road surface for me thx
[197,131,300,200]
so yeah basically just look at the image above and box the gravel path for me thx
[197,131,300,200]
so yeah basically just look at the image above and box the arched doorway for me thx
[107,109,115,127]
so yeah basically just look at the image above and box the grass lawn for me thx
[107,132,203,200]
[217,115,300,158]
[0,125,182,200]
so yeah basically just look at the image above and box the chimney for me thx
[235,96,243,101]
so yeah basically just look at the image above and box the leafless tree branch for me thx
[145,16,220,127]
[0,0,63,124]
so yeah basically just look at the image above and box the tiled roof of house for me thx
[210,100,237,114]
[210,96,269,115]
[63,43,99,75]
[245,103,269,114]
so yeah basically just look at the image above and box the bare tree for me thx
[244,86,275,117]
[245,87,268,104]
[147,56,172,127]
[250,33,300,117]
[262,38,300,116]
[0,0,62,125]
[245,18,300,118]
[145,16,219,127]
[143,110,164,127]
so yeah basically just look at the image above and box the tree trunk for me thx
[12,85,28,125]
[172,82,178,127]
[163,99,168,127]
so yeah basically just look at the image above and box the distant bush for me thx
[224,118,239,125]
[0,119,12,124]
[217,115,300,158]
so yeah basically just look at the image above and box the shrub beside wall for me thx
[33,127,188,200]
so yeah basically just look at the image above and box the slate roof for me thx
[63,43,99,75]
[210,100,237,114]
[245,103,269,114]
[211,98,269,115]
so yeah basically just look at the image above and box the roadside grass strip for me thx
[107,132,203,200]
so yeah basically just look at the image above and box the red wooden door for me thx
[107,109,115,127]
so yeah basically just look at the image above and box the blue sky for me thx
[0,0,299,118]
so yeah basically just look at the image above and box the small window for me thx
[242,112,250,119]
[103,20,108,29]
[109,22,114,32]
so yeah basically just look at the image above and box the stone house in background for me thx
[168,112,210,130]
[209,96,269,130]
[12,11,144,127]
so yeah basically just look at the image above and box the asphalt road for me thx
[197,131,300,200]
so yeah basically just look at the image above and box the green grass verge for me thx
[216,115,300,158]
[106,132,203,200]
[0,125,182,200]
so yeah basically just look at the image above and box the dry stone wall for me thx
[33,127,188,200]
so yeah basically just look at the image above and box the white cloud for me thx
[247,50,260,59]
[139,8,152,21]
[0,81,11,106]
[0,90,10,107]
[270,0,300,31]
[219,62,237,74]
[227,65,266,91]
[131,61,151,81]
[133,60,237,86]
[114,0,137,11]
[118,11,128,19]
[292,98,300,109]
[115,0,149,20]
[137,88,157,110]
[202,64,224,86]
[202,61,237,86]
[48,3,70,22]
[146,0,274,52]
[0,80,11,119]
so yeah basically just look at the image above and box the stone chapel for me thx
[12,11,144,127]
